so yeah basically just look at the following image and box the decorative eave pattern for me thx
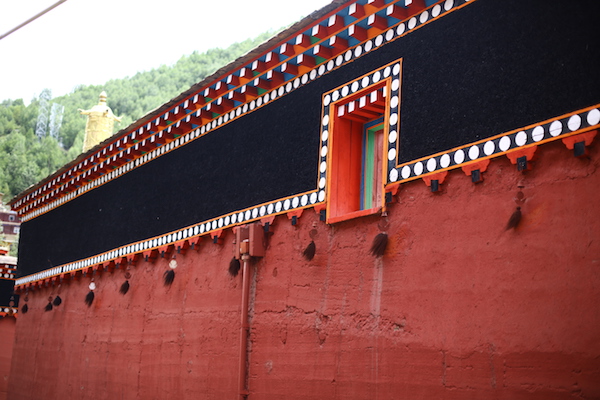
[10,0,464,221]
[15,104,599,289]
[388,106,600,184]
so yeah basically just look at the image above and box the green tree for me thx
[0,30,278,200]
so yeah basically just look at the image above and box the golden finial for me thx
[80,91,121,152]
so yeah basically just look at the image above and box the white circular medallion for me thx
[531,126,544,142]
[341,86,350,97]
[397,23,406,36]
[484,140,495,156]
[469,146,479,160]
[568,115,582,131]
[440,153,451,168]
[587,109,600,126]
[515,131,527,146]
[388,148,397,161]
[362,76,370,88]
[408,17,417,30]
[499,136,511,151]
[401,165,411,179]
[426,158,437,172]
[413,161,424,176]
[385,29,394,41]
[549,121,562,137]
[388,130,398,143]
[454,149,465,164]
[373,71,381,83]
[389,168,399,182]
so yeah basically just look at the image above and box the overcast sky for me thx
[0,0,332,103]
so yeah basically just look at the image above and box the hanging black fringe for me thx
[229,258,241,277]
[506,207,522,230]
[303,240,316,261]
[120,280,130,294]
[21,304,28,314]
[85,291,95,307]
[45,302,53,312]
[370,233,389,257]
[163,270,175,286]
[52,295,62,306]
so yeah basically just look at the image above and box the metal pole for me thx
[238,253,251,399]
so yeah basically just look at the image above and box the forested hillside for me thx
[0,31,274,201]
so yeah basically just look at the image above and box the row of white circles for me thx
[2,308,17,313]
[320,67,401,190]
[23,0,453,219]
[48,191,328,280]
[323,64,401,108]
[3,274,14,279]
[389,108,600,182]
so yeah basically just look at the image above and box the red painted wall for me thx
[0,317,15,400]
[8,140,600,399]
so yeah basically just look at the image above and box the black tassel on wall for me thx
[84,291,95,307]
[302,240,316,261]
[229,258,241,277]
[370,233,388,257]
[52,295,62,306]
[506,207,522,230]
[44,302,53,312]
[21,304,28,314]
[163,270,175,286]
[120,280,130,294]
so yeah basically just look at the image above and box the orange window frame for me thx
[326,80,391,224]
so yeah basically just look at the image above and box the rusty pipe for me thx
[238,253,251,399]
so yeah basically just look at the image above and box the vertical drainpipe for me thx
[238,251,252,399]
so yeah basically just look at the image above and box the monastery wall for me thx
[7,140,600,399]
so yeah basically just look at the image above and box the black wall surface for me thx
[0,279,17,307]
[18,0,600,276]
